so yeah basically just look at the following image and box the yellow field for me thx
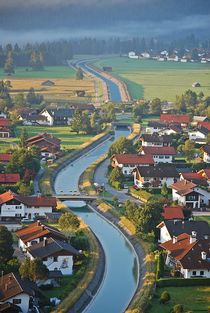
[9,78,96,101]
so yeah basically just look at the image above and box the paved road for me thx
[94,158,141,204]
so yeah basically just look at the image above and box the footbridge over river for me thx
[54,194,97,202]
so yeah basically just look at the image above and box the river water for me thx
[54,129,138,313]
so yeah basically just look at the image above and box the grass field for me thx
[0,126,94,153]
[149,286,210,312]
[94,57,210,101]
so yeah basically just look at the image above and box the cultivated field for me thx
[94,57,210,101]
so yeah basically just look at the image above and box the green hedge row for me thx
[157,277,210,287]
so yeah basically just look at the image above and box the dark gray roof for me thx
[147,121,167,128]
[164,220,210,238]
[44,108,74,118]
[27,237,79,258]
[137,165,179,178]
[141,133,172,143]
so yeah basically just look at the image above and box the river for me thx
[54,129,138,313]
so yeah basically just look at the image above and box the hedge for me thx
[157,277,210,287]
[129,187,152,203]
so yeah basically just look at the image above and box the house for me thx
[40,108,74,126]
[192,116,209,126]
[160,233,210,278]
[199,122,210,136]
[26,133,61,158]
[26,237,79,275]
[69,103,95,113]
[0,118,10,128]
[0,190,56,220]
[41,80,55,86]
[170,180,204,209]
[0,272,35,313]
[179,172,208,187]
[192,82,201,87]
[140,133,172,147]
[128,51,138,59]
[19,112,48,126]
[156,220,210,243]
[157,125,182,136]
[160,114,190,127]
[141,146,176,163]
[132,165,178,188]
[198,169,210,186]
[162,205,184,220]
[0,174,20,185]
[16,221,66,252]
[75,90,86,97]
[146,121,168,134]
[188,129,206,143]
[0,154,12,163]
[111,154,154,175]
[200,145,210,163]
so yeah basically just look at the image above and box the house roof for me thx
[147,121,167,128]
[0,190,57,207]
[42,108,74,118]
[170,179,197,195]
[160,233,210,270]
[0,272,34,302]
[180,172,208,187]
[26,133,61,147]
[199,121,210,132]
[0,119,10,127]
[111,154,154,165]
[201,145,210,155]
[135,165,179,178]
[157,220,210,238]
[141,133,172,143]
[27,237,79,258]
[0,154,12,162]
[193,116,208,122]
[160,114,190,124]
[69,103,95,111]
[16,221,66,244]
[142,146,176,155]
[162,206,184,220]
[199,169,210,179]
[0,174,20,184]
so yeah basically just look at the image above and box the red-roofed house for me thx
[0,173,20,185]
[179,172,208,187]
[0,118,10,127]
[198,169,210,186]
[141,146,176,163]
[0,153,12,162]
[160,233,210,278]
[162,205,184,220]
[201,145,210,163]
[0,190,56,220]
[111,154,154,175]
[160,114,190,127]
[26,133,61,158]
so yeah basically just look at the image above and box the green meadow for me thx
[94,56,210,101]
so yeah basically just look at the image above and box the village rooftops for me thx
[160,233,210,270]
[180,172,208,187]
[157,220,210,239]
[162,206,184,220]
[0,190,57,207]
[201,145,210,155]
[0,174,20,184]
[0,118,10,127]
[26,132,61,146]
[140,133,172,143]
[0,272,34,302]
[170,180,197,196]
[141,146,176,155]
[27,237,79,258]
[147,121,168,128]
[160,114,190,124]
[199,121,210,132]
[41,108,74,118]
[16,221,66,244]
[134,165,179,178]
[111,154,154,165]
[0,154,12,162]
[199,169,210,179]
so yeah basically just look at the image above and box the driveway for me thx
[94,159,141,204]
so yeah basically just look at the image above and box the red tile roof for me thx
[0,118,10,127]
[0,154,12,162]
[26,132,60,147]
[0,173,20,184]
[111,154,154,165]
[199,121,210,131]
[199,169,210,179]
[142,146,176,155]
[162,206,184,220]
[160,114,190,124]
[180,172,208,186]
[170,180,197,196]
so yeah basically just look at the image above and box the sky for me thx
[0,0,210,43]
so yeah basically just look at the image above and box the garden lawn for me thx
[149,286,210,313]
[0,66,75,79]
[93,57,210,101]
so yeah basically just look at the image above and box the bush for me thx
[172,304,184,313]
[160,290,170,304]
[156,252,164,280]
[157,277,210,287]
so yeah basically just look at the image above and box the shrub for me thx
[156,252,164,280]
[157,277,210,287]
[160,291,170,304]
[172,304,184,313]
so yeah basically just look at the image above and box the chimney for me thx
[172,236,177,244]
[201,251,207,260]
[43,237,47,247]
[190,231,197,244]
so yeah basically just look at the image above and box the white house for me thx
[140,133,172,147]
[0,272,35,313]
[26,237,79,275]
[110,154,154,175]
[201,145,210,163]
[189,130,206,143]
[0,190,56,220]
[40,108,74,126]
[132,165,178,188]
[141,146,176,163]
[160,233,210,278]
[128,51,138,59]
[146,121,168,134]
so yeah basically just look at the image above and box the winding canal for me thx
[54,60,138,313]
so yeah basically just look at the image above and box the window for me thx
[53,257,58,262]
[165,156,170,159]
[192,271,196,276]
[15,205,21,209]
[13,299,21,304]
[159,156,164,159]
[200,271,204,276]
[188,195,197,201]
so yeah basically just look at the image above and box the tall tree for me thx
[59,212,80,232]
[0,225,14,263]
[70,109,83,134]
[76,68,84,80]
[4,50,15,75]
[19,127,28,148]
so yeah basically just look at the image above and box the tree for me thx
[19,127,28,148]
[26,88,43,105]
[82,111,92,134]
[156,252,165,279]
[161,182,169,198]
[76,68,84,80]
[13,93,26,108]
[172,304,184,313]
[4,50,15,75]
[19,258,31,279]
[182,139,195,161]
[100,102,115,122]
[108,136,136,157]
[151,98,161,115]
[70,109,83,134]
[59,212,80,232]
[109,167,124,188]
[136,200,163,233]
[0,225,14,263]
[19,258,48,281]
[30,50,44,70]
[160,291,170,304]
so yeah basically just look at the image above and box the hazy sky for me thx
[0,0,210,43]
